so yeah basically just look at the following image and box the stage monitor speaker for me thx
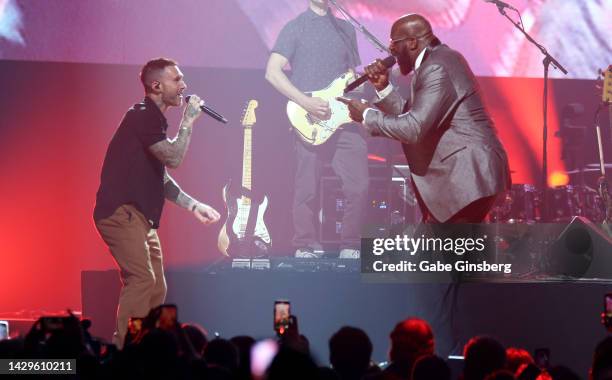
[548,216,612,279]
[319,168,422,244]
[319,176,413,244]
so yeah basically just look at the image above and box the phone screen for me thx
[157,305,178,330]
[274,300,291,334]
[128,317,143,335]
[0,321,8,340]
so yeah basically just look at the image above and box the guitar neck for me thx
[242,126,252,191]
[606,66,612,138]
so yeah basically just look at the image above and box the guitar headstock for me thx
[241,100,259,127]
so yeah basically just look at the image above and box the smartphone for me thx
[128,317,144,336]
[534,348,550,369]
[604,293,612,329]
[273,300,291,335]
[156,304,178,330]
[124,317,145,345]
[0,321,8,340]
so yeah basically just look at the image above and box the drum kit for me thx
[488,179,606,224]
[490,66,612,226]
[475,66,612,279]
[485,164,612,279]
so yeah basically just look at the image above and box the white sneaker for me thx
[295,248,321,258]
[339,249,360,259]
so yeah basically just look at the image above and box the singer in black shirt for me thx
[93,57,220,349]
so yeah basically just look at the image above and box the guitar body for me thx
[287,71,355,146]
[218,182,271,257]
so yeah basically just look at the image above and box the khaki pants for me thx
[95,204,167,349]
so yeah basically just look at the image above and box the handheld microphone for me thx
[484,0,518,11]
[344,56,396,94]
[185,95,228,124]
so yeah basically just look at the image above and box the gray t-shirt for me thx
[272,8,361,92]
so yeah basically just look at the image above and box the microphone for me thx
[184,95,228,124]
[484,0,518,11]
[344,56,396,94]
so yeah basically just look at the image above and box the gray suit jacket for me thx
[365,44,511,222]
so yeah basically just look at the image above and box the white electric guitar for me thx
[287,71,356,146]
[218,100,271,257]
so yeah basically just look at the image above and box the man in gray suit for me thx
[339,14,510,223]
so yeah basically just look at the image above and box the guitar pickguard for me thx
[231,196,271,243]
[287,71,356,146]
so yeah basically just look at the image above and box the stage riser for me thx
[82,270,608,376]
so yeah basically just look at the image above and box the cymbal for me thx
[566,168,605,174]
[586,163,612,169]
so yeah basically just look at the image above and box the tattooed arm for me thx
[164,170,221,224]
[149,95,202,169]
[164,170,197,210]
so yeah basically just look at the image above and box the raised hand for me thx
[182,94,204,124]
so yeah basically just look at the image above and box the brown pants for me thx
[95,204,167,349]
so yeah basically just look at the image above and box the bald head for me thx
[389,14,436,75]
[392,14,433,41]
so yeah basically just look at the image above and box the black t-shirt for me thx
[94,97,168,228]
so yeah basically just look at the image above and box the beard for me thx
[398,58,414,76]
[164,93,182,107]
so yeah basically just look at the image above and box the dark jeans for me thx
[292,128,369,250]
[413,186,499,354]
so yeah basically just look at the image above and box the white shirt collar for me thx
[414,47,427,70]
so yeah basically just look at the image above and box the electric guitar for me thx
[287,71,356,146]
[597,65,612,226]
[218,100,271,257]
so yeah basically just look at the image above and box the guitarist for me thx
[265,0,368,259]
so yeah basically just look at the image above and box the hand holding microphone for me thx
[183,94,204,124]
[344,55,396,94]
[185,95,228,124]
[364,57,394,91]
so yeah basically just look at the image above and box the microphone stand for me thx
[492,4,568,222]
[328,0,398,188]
[328,0,390,54]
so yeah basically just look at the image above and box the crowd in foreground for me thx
[0,305,610,380]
